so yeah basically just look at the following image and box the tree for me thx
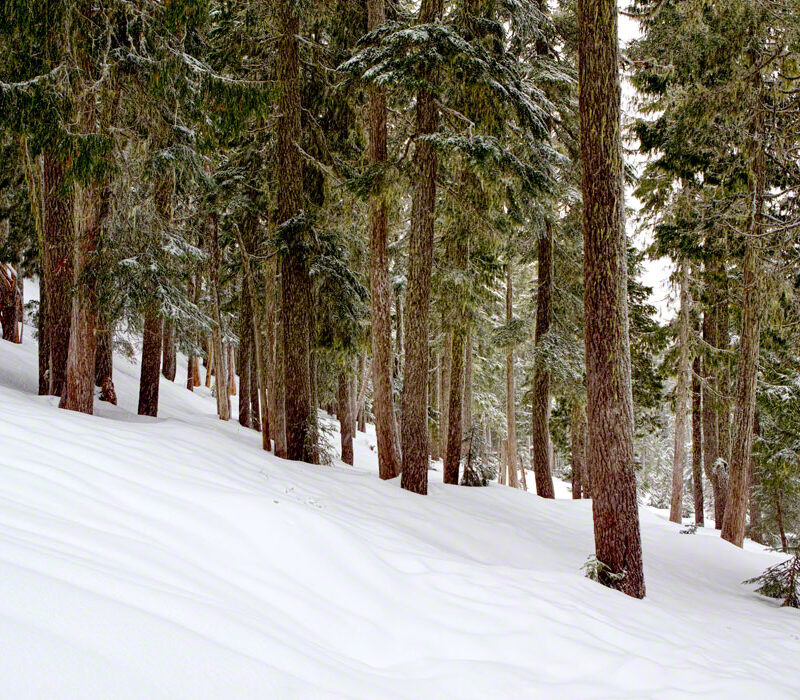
[578,0,645,597]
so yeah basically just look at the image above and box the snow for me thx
[1,307,799,697]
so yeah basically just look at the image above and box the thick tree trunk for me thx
[59,181,99,415]
[400,0,442,496]
[42,152,73,396]
[692,351,704,525]
[278,0,313,462]
[669,261,691,524]
[138,309,162,417]
[721,149,764,547]
[161,321,177,381]
[367,0,402,479]
[505,262,519,489]
[38,289,49,395]
[578,0,645,597]
[338,371,354,465]
[531,223,555,498]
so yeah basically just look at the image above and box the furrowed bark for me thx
[578,0,645,597]
[138,308,162,417]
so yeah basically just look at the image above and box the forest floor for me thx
[1,316,799,698]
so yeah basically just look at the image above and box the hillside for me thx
[1,331,798,698]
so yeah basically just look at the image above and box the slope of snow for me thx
[1,326,799,698]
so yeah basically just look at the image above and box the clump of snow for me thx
[1,314,798,697]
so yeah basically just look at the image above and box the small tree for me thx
[460,423,496,487]
[744,548,800,609]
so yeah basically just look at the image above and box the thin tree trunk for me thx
[42,152,73,396]
[505,261,519,489]
[444,324,465,485]
[338,371,354,465]
[400,0,442,495]
[138,309,162,417]
[208,213,230,421]
[692,350,704,525]
[670,261,691,524]
[395,286,403,380]
[239,280,253,428]
[578,0,645,597]
[463,329,473,438]
[748,411,763,544]
[368,0,402,479]
[702,302,723,528]
[440,330,452,458]
[278,0,313,462]
[531,222,555,498]
[186,274,200,391]
[205,340,213,388]
[571,402,584,499]
[228,344,236,397]
[430,350,440,461]
[270,261,287,458]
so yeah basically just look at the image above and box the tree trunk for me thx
[367,0,402,479]
[430,350,440,461]
[721,151,764,547]
[400,0,442,496]
[59,180,99,415]
[41,152,73,396]
[338,371,354,465]
[463,329,473,438]
[578,0,645,597]
[692,351,704,526]
[138,309,162,417]
[38,289,49,395]
[775,490,788,551]
[440,331,452,458]
[505,261,519,489]
[161,321,177,381]
[702,305,723,528]
[531,222,555,498]
[270,261,287,458]
[669,261,691,524]
[444,324,465,485]
[208,213,230,421]
[748,412,763,544]
[239,280,253,429]
[228,344,237,397]
[278,0,313,463]
[395,286,404,380]
[187,274,201,391]
[571,402,585,499]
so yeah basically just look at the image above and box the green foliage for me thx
[744,550,800,609]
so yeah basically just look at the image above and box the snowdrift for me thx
[1,327,798,698]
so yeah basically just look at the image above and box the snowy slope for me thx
[1,326,799,698]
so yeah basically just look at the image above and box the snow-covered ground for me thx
[1,315,798,698]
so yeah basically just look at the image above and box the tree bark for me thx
[702,303,723,528]
[238,281,253,429]
[463,329,473,438]
[748,412,763,544]
[692,351,704,526]
[161,321,177,381]
[59,180,99,415]
[278,0,313,462]
[430,350,440,461]
[338,371,354,465]
[208,213,230,421]
[571,402,585,499]
[367,0,402,479]
[721,152,764,547]
[138,309,162,417]
[578,0,645,597]
[669,261,691,524]
[440,331,452,458]
[531,222,555,498]
[505,261,519,489]
[270,261,287,458]
[41,152,73,396]
[444,324,465,485]
[400,0,442,496]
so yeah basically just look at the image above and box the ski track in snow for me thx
[1,311,799,697]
